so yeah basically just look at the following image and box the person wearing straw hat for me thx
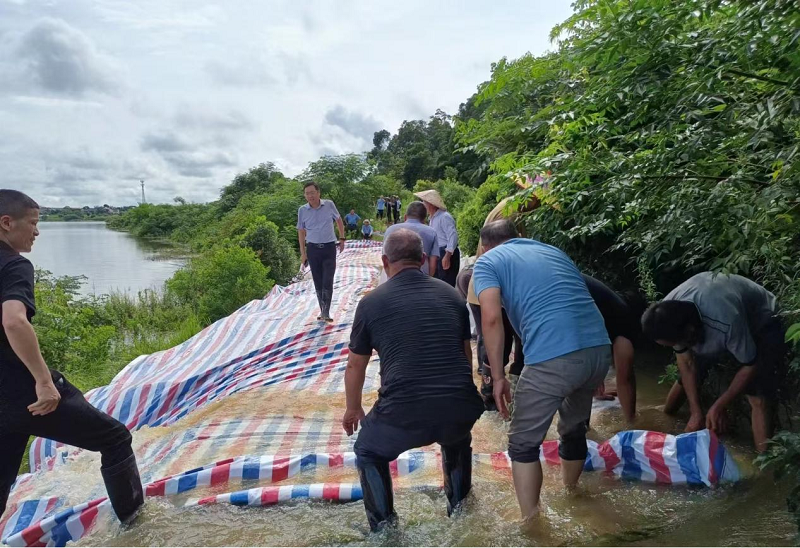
[361,219,374,240]
[414,189,460,287]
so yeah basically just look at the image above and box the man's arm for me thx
[706,364,757,431]
[336,217,346,251]
[478,287,512,418]
[428,256,438,276]
[441,215,457,270]
[297,228,308,264]
[676,351,704,432]
[342,352,370,435]
[2,300,60,415]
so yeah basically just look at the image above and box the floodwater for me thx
[27,222,186,296]
[12,350,790,547]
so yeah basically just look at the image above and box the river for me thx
[27,222,186,296]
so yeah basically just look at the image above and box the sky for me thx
[0,0,574,206]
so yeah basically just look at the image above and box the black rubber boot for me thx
[315,291,325,319]
[441,440,472,516]
[101,453,144,525]
[357,461,397,532]
[321,290,332,321]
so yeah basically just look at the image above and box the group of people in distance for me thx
[376,195,403,224]
[0,183,789,536]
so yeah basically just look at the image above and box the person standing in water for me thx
[0,189,143,524]
[297,181,346,322]
[473,219,610,522]
[342,229,483,531]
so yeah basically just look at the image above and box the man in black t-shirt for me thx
[582,274,643,423]
[0,190,143,524]
[342,228,484,532]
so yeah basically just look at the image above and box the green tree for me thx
[167,245,273,322]
[237,219,299,285]
[218,162,286,213]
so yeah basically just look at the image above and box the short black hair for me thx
[0,189,39,219]
[641,300,702,344]
[406,201,427,221]
[383,228,423,264]
[303,181,320,191]
[480,219,518,248]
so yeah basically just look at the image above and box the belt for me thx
[307,241,336,248]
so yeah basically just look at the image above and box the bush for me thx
[238,219,299,285]
[167,245,273,322]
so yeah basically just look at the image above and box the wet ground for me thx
[37,346,789,547]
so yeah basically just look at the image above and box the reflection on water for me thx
[27,222,186,296]
[53,353,794,546]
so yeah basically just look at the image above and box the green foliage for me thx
[218,162,286,213]
[33,270,202,392]
[237,219,299,285]
[167,245,273,323]
[370,110,488,188]
[757,431,800,537]
[455,177,515,255]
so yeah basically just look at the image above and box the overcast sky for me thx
[0,0,574,206]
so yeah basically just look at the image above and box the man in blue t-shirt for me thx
[473,220,611,521]
[376,197,385,220]
[344,209,361,233]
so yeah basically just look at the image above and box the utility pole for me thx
[140,180,146,204]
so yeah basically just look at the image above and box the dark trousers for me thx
[435,247,461,287]
[468,303,523,377]
[306,242,337,316]
[0,371,134,517]
[354,412,477,529]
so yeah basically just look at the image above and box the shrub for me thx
[167,245,273,322]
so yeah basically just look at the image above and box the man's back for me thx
[473,239,609,365]
[349,268,481,424]
[665,272,776,362]
[382,221,439,274]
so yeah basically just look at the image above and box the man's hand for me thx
[593,382,616,401]
[493,377,513,420]
[685,412,704,433]
[442,253,451,271]
[338,240,345,253]
[706,403,726,433]
[342,407,365,436]
[28,379,61,416]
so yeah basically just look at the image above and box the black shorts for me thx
[681,317,788,398]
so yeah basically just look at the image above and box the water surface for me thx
[27,222,186,296]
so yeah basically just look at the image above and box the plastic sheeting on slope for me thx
[0,240,741,547]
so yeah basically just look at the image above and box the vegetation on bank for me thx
[33,0,799,528]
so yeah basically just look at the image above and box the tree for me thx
[238,219,299,285]
[218,162,286,212]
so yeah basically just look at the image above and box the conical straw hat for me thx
[413,189,447,211]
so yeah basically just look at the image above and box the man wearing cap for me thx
[297,181,346,322]
[415,189,460,287]
[382,201,439,276]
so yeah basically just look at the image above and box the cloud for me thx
[141,131,190,153]
[204,58,277,88]
[323,105,382,142]
[14,18,121,97]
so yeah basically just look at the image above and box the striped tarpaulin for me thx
[1,239,741,547]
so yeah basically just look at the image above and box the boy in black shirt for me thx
[0,190,143,524]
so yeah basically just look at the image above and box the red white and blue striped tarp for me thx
[0,240,741,547]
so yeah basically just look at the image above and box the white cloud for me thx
[0,0,575,206]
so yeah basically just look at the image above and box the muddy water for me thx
[39,350,793,546]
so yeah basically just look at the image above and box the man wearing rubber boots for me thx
[473,220,611,521]
[641,272,787,452]
[297,181,346,322]
[342,229,484,531]
[0,190,143,525]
